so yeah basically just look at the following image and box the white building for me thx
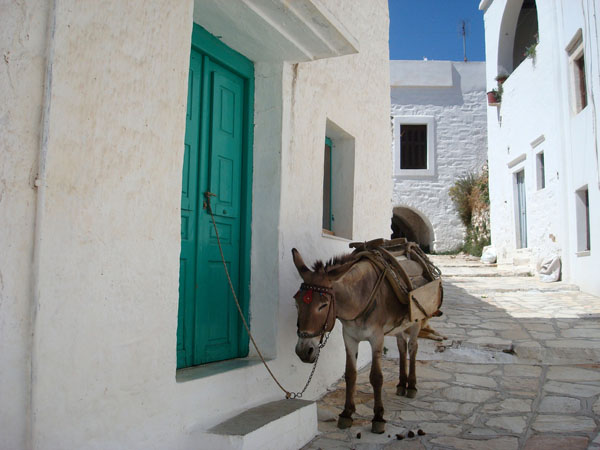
[390,60,488,252]
[481,0,600,295]
[0,1,392,448]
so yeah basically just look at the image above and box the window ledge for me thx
[321,231,351,242]
[576,250,591,257]
[394,171,436,179]
[176,357,267,383]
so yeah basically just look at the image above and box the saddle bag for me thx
[349,238,443,321]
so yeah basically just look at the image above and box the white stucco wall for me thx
[277,0,392,395]
[390,61,488,252]
[0,1,50,448]
[482,0,600,295]
[1,1,392,448]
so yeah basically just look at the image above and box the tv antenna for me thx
[459,20,470,62]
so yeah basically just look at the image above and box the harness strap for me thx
[411,296,429,318]
[350,264,387,321]
[352,251,410,302]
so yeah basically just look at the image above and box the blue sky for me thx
[388,0,486,61]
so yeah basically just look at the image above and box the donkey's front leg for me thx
[338,332,358,429]
[369,334,386,434]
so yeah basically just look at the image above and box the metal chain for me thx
[288,332,330,399]
[203,191,327,399]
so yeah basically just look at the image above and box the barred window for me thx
[400,125,427,170]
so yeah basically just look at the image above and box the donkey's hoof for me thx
[406,388,418,398]
[396,386,407,396]
[371,420,386,434]
[337,416,353,429]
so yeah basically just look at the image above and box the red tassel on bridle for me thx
[302,290,313,304]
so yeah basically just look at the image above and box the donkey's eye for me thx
[318,303,328,311]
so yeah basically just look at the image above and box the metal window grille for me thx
[400,125,427,170]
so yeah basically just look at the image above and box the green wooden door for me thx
[178,25,253,369]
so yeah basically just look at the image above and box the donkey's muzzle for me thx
[295,337,318,363]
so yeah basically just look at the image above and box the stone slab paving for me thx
[302,255,600,450]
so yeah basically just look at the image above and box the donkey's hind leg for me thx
[369,333,386,434]
[406,323,420,398]
[338,332,358,429]
[395,334,408,396]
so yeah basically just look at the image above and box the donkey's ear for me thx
[326,260,355,281]
[292,248,311,280]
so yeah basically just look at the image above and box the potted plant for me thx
[495,73,509,85]
[487,88,501,106]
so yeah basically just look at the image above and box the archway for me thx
[497,0,538,75]
[390,206,434,253]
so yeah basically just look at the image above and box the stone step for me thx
[446,277,580,293]
[198,399,316,450]
[514,340,600,365]
[439,265,533,278]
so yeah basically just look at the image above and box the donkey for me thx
[291,247,442,434]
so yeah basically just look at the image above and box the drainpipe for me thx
[29,0,57,448]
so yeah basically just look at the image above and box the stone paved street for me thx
[302,255,600,450]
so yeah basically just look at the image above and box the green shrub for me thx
[448,173,477,227]
[449,166,491,256]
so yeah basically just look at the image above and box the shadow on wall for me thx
[391,207,433,253]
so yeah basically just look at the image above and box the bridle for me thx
[296,282,337,340]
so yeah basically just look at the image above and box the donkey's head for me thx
[291,248,355,363]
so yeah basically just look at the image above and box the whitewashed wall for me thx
[390,61,488,252]
[0,2,50,448]
[482,0,600,295]
[277,0,392,397]
[0,0,392,448]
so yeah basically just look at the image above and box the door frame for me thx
[181,24,254,366]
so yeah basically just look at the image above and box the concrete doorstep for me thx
[199,399,317,450]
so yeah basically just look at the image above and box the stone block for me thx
[198,399,316,450]
[523,435,589,450]
[531,414,596,433]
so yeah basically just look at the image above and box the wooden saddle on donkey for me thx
[348,237,445,341]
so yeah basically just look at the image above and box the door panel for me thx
[209,67,243,220]
[195,60,245,364]
[178,33,251,368]
[178,53,202,368]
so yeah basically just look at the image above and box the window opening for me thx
[567,30,588,114]
[400,125,427,170]
[322,137,333,232]
[574,54,588,111]
[393,116,435,177]
[536,151,545,190]
[576,187,591,252]
[323,120,355,239]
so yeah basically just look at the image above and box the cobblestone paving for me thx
[302,256,600,450]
